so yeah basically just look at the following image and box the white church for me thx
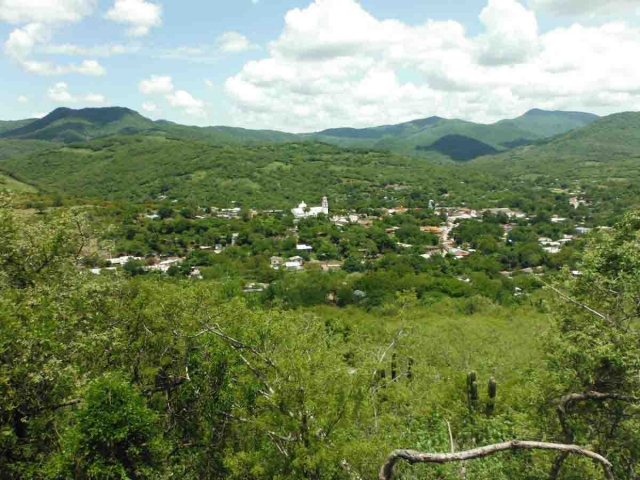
[291,197,329,219]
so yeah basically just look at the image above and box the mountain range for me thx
[0,107,637,206]
[0,106,600,162]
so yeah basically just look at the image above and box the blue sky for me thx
[1,0,639,131]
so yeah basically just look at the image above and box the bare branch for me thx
[540,280,608,323]
[380,441,615,480]
[445,420,455,453]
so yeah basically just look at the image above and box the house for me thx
[448,248,470,259]
[296,244,313,251]
[292,197,329,219]
[575,227,592,235]
[551,216,568,223]
[385,226,401,235]
[421,226,442,234]
[270,256,284,270]
[284,261,304,272]
[109,256,142,266]
[189,268,203,279]
[145,214,160,220]
[148,257,183,273]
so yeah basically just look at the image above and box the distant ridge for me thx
[0,106,601,161]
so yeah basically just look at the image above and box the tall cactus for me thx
[391,353,397,380]
[407,357,414,381]
[486,377,497,416]
[467,371,479,412]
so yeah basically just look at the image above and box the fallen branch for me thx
[379,441,615,480]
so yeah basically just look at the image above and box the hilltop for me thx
[0,106,600,162]
[0,107,298,145]
[307,109,599,160]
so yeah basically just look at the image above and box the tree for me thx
[544,211,640,478]
[51,374,160,479]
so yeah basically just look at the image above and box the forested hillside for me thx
[310,109,599,159]
[0,137,458,206]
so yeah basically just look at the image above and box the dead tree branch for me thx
[380,441,615,480]
[540,280,609,323]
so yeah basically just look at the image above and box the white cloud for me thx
[41,43,140,56]
[139,75,206,117]
[0,0,96,24]
[166,89,207,117]
[106,0,162,37]
[527,0,640,16]
[204,79,214,88]
[4,23,107,76]
[476,0,539,66]
[215,31,255,53]
[17,94,28,103]
[139,75,174,94]
[159,33,257,63]
[141,101,157,112]
[224,0,640,132]
[47,82,105,104]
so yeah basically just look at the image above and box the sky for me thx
[1,0,640,132]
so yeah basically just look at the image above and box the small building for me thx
[296,244,313,251]
[270,256,284,270]
[109,256,142,266]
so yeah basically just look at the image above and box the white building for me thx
[292,197,329,219]
[109,256,142,266]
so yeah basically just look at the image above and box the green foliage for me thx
[51,374,160,479]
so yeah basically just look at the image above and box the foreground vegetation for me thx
[1,202,638,479]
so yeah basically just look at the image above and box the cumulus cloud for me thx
[1,1,109,77]
[527,0,640,16]
[139,75,174,94]
[215,31,255,53]
[476,0,539,66]
[166,90,207,117]
[4,24,107,76]
[139,75,207,117]
[224,0,640,132]
[106,0,162,37]
[0,0,96,24]
[47,82,105,104]
[17,94,28,103]
[204,79,214,88]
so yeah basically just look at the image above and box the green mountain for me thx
[0,119,36,134]
[495,108,600,139]
[309,109,600,160]
[0,135,468,207]
[471,112,640,197]
[0,107,298,145]
[0,107,603,163]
